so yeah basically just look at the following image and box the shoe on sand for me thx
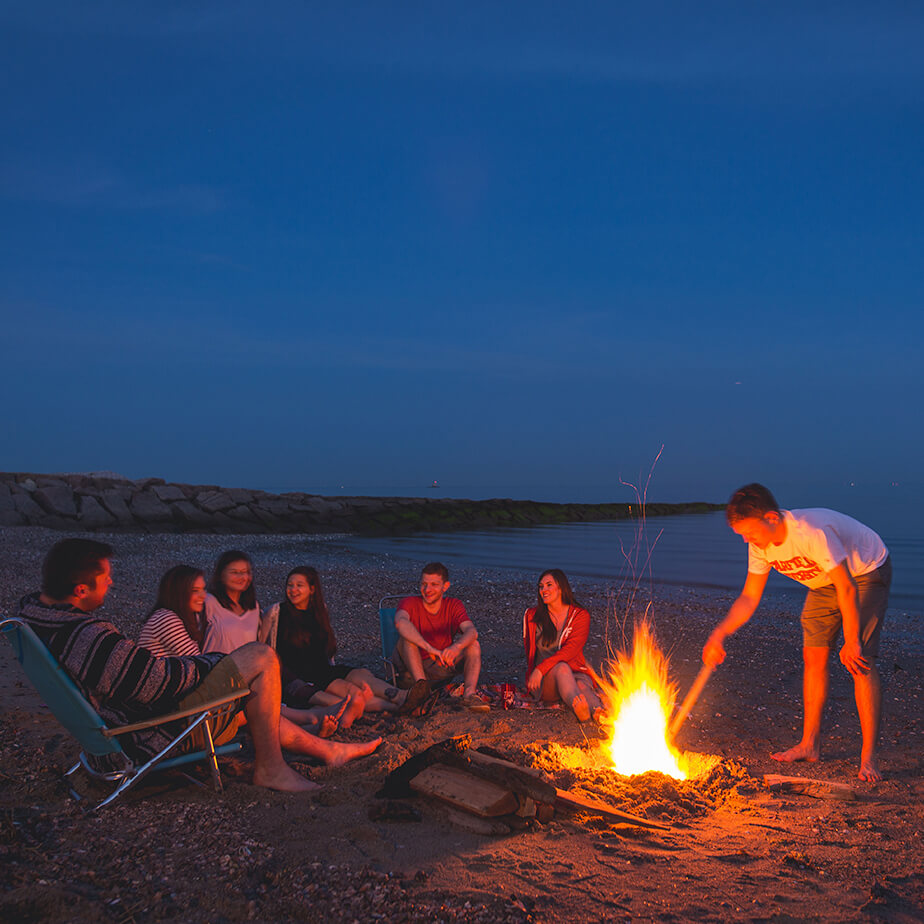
[462,692,490,713]
[398,679,431,716]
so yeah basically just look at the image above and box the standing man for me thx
[19,539,380,793]
[703,484,891,782]
[393,562,489,712]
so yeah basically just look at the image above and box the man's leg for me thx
[771,645,829,762]
[396,638,428,683]
[276,715,382,766]
[460,639,482,696]
[226,643,324,792]
[852,560,889,782]
[854,663,882,782]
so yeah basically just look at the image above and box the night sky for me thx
[2,3,922,503]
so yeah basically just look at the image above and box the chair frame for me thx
[1,616,248,810]
[378,594,413,686]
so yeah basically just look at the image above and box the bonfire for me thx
[597,620,690,780]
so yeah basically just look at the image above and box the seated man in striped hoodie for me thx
[17,538,380,793]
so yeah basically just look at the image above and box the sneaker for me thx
[462,691,490,713]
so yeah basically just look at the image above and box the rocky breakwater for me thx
[0,473,722,536]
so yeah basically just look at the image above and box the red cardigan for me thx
[523,604,592,680]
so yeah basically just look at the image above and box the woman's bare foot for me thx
[324,737,382,767]
[771,741,820,762]
[317,714,339,738]
[571,694,591,723]
[337,692,366,730]
[253,761,322,793]
[858,755,882,782]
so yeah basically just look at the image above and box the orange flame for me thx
[597,620,687,779]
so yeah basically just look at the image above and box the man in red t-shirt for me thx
[393,562,489,712]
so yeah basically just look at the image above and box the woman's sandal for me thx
[412,689,440,718]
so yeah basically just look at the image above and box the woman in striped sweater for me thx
[138,565,208,658]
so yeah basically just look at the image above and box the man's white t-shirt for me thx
[748,509,888,590]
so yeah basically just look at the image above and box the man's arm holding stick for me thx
[702,570,769,667]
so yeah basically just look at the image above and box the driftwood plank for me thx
[458,750,557,804]
[411,764,519,817]
[764,774,857,801]
[554,788,672,830]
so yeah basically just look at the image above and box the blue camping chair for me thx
[378,594,410,686]
[1,617,248,810]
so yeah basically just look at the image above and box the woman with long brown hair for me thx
[523,568,604,723]
[264,566,429,717]
[138,565,208,658]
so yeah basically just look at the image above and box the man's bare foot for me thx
[858,755,882,782]
[324,736,382,767]
[253,762,322,793]
[771,742,820,763]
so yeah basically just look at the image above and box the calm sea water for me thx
[346,491,923,614]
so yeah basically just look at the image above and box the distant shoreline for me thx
[0,471,723,536]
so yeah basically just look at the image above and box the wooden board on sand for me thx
[410,764,519,817]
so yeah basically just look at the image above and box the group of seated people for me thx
[16,539,606,793]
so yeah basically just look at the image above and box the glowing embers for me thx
[599,620,688,780]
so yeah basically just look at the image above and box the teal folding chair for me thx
[378,594,410,686]
[1,616,247,810]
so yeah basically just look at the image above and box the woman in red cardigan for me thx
[523,569,604,723]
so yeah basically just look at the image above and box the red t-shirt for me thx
[398,596,467,658]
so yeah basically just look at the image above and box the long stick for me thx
[668,663,714,740]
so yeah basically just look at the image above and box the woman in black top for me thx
[268,567,428,720]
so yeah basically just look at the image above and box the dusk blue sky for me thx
[2,3,922,505]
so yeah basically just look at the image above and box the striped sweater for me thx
[138,608,202,658]
[18,593,224,763]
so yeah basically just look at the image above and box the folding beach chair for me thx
[378,594,409,686]
[1,616,248,810]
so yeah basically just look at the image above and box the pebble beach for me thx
[1,525,922,922]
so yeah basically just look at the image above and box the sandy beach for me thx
[1,526,922,923]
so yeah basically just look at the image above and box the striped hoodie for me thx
[18,593,224,763]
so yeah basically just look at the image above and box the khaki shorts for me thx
[391,646,460,688]
[801,557,891,656]
[178,655,248,750]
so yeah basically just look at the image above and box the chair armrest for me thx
[101,689,249,738]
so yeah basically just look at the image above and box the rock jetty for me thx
[0,472,722,536]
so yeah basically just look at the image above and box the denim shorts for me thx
[800,557,891,655]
